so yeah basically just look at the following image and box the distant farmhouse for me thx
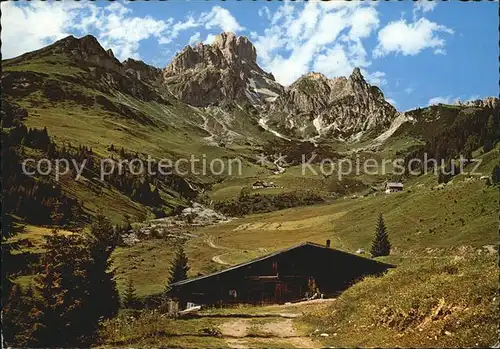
[385,182,404,194]
[168,241,393,307]
[252,180,282,189]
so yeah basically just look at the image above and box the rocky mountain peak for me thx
[106,48,116,59]
[299,72,329,82]
[264,67,397,141]
[56,34,107,58]
[212,32,257,63]
[161,32,283,107]
[456,97,500,109]
[38,34,125,73]
[164,32,261,76]
[123,58,161,85]
[349,67,364,82]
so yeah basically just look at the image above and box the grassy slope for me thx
[7,225,76,255]
[9,57,498,299]
[2,54,272,162]
[98,309,228,348]
[300,252,498,347]
[112,152,498,297]
[104,163,498,347]
[2,53,271,224]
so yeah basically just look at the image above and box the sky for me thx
[2,0,498,111]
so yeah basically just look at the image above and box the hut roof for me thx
[170,242,394,287]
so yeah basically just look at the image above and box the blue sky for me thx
[2,0,498,111]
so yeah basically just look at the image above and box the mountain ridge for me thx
[3,32,499,147]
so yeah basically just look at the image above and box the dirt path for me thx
[205,234,233,265]
[219,317,319,349]
[205,234,267,267]
[205,234,227,250]
[211,254,231,265]
[220,318,249,337]
[214,302,329,349]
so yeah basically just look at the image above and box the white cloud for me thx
[173,16,198,33]
[1,1,172,61]
[313,45,353,78]
[365,70,387,86]
[428,96,452,105]
[158,6,244,47]
[188,32,201,45]
[157,16,198,45]
[374,18,453,58]
[429,95,481,105]
[1,1,88,59]
[466,95,480,102]
[252,1,383,86]
[413,0,438,20]
[204,34,217,45]
[258,6,271,20]
[202,6,244,33]
[95,3,170,60]
[386,98,397,106]
[1,2,245,61]
[404,87,414,94]
[349,6,380,39]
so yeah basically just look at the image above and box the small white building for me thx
[385,182,404,194]
[252,181,282,190]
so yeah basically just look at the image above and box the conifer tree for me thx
[3,285,26,345]
[87,215,120,320]
[29,221,120,347]
[2,285,37,347]
[484,114,496,152]
[492,164,500,186]
[370,214,391,257]
[166,245,190,291]
[31,232,93,347]
[123,279,139,309]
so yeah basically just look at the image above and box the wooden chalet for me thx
[385,182,404,193]
[168,241,394,306]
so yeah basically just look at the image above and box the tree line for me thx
[2,126,83,226]
[215,190,324,217]
[1,101,201,224]
[401,106,499,181]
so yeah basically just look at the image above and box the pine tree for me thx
[370,214,391,257]
[484,114,496,152]
[123,279,139,309]
[166,246,190,291]
[29,221,120,347]
[31,232,94,347]
[86,215,120,320]
[492,164,500,186]
[2,285,37,347]
[3,284,25,344]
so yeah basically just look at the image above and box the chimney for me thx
[326,239,331,248]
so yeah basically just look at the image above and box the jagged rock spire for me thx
[161,32,283,107]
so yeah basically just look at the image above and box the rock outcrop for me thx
[456,97,500,109]
[162,32,283,107]
[7,35,172,106]
[14,35,163,89]
[263,68,398,141]
[38,35,125,73]
[123,58,162,85]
